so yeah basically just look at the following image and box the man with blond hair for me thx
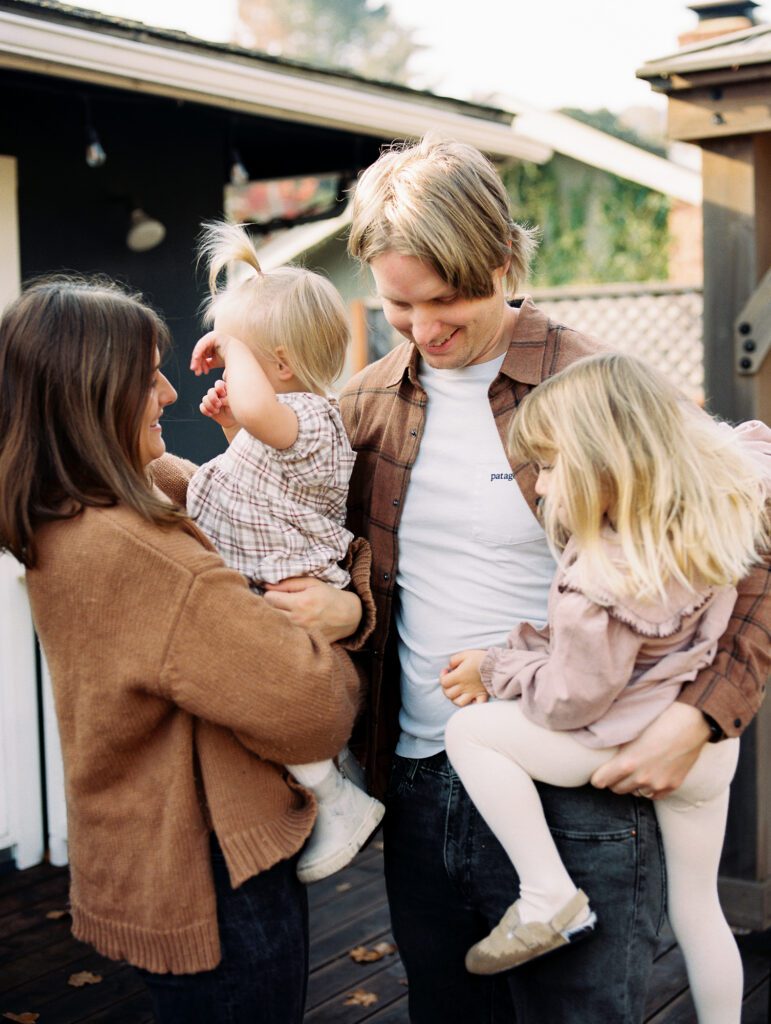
[335,136,768,1023]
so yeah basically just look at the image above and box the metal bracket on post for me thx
[735,267,771,375]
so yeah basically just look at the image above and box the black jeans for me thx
[137,836,308,1024]
[384,752,665,1024]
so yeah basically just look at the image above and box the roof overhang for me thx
[0,8,552,164]
[637,24,771,141]
[637,23,771,88]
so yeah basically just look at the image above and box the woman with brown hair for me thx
[0,276,372,1023]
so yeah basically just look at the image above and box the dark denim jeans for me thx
[384,752,665,1024]
[137,836,308,1024]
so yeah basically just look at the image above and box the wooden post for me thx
[639,15,771,933]
[700,134,771,929]
[750,132,771,426]
[348,299,369,377]
[701,138,757,421]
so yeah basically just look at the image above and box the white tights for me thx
[445,701,742,1024]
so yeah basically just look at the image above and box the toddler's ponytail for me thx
[199,221,262,297]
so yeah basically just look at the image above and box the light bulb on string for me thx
[230,149,249,186]
[85,126,107,168]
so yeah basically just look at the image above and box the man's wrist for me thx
[702,713,725,743]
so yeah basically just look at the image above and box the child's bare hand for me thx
[190,331,234,376]
[440,649,489,707]
[199,378,237,429]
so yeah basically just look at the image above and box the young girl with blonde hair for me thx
[442,353,770,1024]
[188,222,383,884]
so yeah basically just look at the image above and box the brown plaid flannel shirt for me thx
[339,297,770,796]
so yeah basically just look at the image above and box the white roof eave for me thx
[511,107,701,205]
[0,10,553,165]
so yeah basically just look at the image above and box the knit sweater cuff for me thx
[149,453,199,507]
[341,537,376,652]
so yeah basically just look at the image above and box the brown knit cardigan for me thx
[25,454,373,974]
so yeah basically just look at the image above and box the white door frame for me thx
[0,154,68,869]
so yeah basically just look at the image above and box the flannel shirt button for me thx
[733,718,742,728]
[393,498,400,506]
[383,572,390,581]
[410,429,418,437]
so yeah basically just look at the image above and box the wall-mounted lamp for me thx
[83,98,106,168]
[230,148,249,186]
[126,208,166,252]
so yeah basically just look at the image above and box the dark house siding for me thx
[0,67,381,463]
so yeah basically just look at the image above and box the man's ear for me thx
[494,257,511,282]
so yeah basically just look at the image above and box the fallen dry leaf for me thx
[46,909,69,920]
[343,988,378,1007]
[349,945,380,963]
[68,971,102,988]
[373,941,396,956]
[335,881,352,893]
[3,1013,41,1023]
[349,941,396,963]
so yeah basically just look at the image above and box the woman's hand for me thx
[590,702,711,799]
[263,577,362,643]
[440,650,489,707]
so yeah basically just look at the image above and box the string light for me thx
[230,148,249,186]
[83,98,106,168]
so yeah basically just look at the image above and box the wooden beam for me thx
[348,299,369,377]
[647,62,771,96]
[751,132,771,424]
[754,133,771,287]
[701,132,771,929]
[701,137,757,420]
[668,80,771,141]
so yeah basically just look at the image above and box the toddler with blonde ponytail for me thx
[188,222,383,884]
[440,353,770,1024]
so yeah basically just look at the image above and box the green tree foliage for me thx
[504,111,671,286]
[236,0,421,83]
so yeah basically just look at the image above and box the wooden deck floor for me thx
[1,843,769,1023]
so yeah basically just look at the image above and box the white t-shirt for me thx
[395,354,556,757]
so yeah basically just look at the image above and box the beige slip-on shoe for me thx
[465,889,597,975]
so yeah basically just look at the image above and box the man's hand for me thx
[440,650,489,707]
[263,577,362,643]
[591,702,712,799]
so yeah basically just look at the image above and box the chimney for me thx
[679,2,760,46]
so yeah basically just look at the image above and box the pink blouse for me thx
[480,418,771,749]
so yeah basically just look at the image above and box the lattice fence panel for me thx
[363,284,704,401]
[530,285,704,401]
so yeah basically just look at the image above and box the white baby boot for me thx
[336,745,367,792]
[296,763,384,884]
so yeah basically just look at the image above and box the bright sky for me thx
[64,0,770,113]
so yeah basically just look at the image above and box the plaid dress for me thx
[188,392,355,590]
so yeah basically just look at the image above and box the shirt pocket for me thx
[471,461,544,547]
